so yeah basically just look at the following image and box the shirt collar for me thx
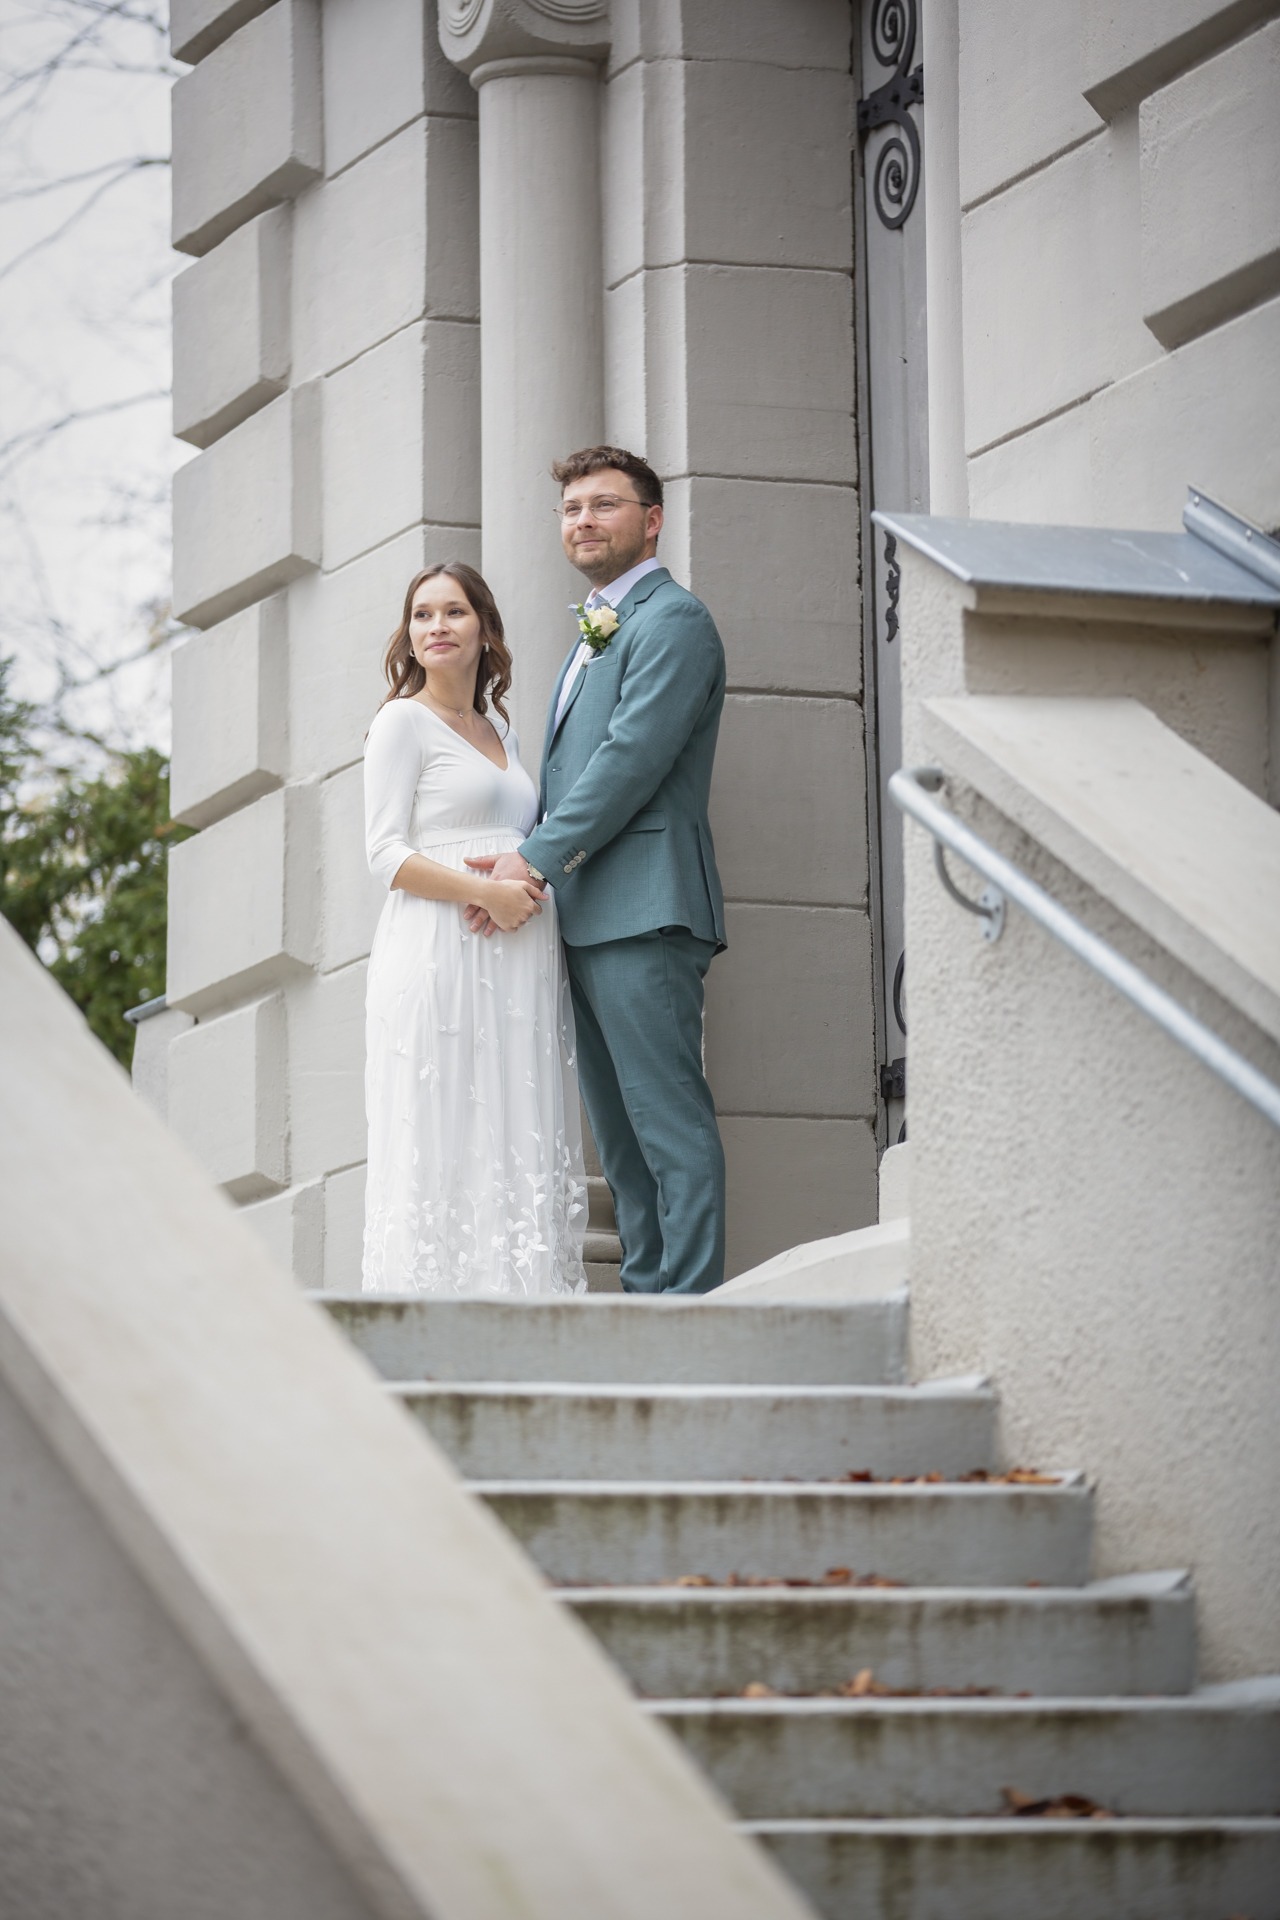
[590,554,663,609]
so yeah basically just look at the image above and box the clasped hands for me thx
[462,851,547,936]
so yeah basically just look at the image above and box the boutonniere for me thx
[574,602,620,655]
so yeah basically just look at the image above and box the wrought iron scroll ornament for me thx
[857,0,924,230]
[883,530,901,641]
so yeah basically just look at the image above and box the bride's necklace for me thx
[423,689,470,722]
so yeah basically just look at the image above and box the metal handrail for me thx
[890,765,1280,1133]
[123,994,169,1027]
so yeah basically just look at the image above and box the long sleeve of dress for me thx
[364,701,424,890]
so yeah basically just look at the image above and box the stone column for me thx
[439,1,609,745]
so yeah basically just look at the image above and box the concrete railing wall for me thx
[896,545,1280,1678]
[942,0,1280,535]
[0,918,810,1920]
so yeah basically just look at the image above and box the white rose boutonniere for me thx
[575,602,620,654]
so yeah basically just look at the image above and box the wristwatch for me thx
[526,861,546,886]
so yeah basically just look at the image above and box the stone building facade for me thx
[156,0,1280,1292]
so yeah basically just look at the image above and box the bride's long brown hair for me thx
[379,563,513,723]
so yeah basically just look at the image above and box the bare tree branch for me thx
[0,389,170,479]
[3,154,168,199]
[0,159,167,284]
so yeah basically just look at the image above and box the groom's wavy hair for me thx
[551,444,663,509]
[380,563,513,724]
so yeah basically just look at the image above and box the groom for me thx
[468,445,727,1295]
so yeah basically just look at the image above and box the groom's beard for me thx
[568,522,650,588]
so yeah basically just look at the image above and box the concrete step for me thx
[649,1679,1280,1818]
[750,1815,1280,1920]
[477,1478,1092,1588]
[587,1174,617,1232]
[561,1573,1195,1699]
[320,1295,908,1386]
[394,1378,995,1481]
[585,1258,623,1292]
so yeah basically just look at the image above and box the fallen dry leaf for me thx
[829,1467,1064,1487]
[845,1669,880,1697]
[741,1681,778,1699]
[663,1567,903,1591]
[1001,1787,1113,1819]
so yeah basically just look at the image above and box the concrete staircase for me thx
[583,1169,624,1290]
[322,1293,1280,1920]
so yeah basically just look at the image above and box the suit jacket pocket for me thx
[622,810,666,833]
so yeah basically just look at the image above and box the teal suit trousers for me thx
[567,929,725,1296]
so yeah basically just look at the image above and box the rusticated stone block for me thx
[322,1164,367,1291]
[958,2,1101,209]
[168,994,288,1199]
[1082,0,1275,117]
[711,694,868,908]
[293,117,478,382]
[171,0,273,64]
[647,265,855,484]
[704,903,876,1118]
[172,384,321,628]
[170,596,288,829]
[129,1005,195,1123]
[970,291,1280,537]
[722,1115,877,1279]
[684,476,860,696]
[287,527,481,785]
[241,1177,324,1286]
[172,207,291,448]
[1084,292,1280,535]
[608,0,851,73]
[172,0,321,256]
[961,135,1151,455]
[287,961,367,1180]
[321,322,480,570]
[167,786,319,1014]
[323,0,473,178]
[1139,19,1280,348]
[319,763,384,972]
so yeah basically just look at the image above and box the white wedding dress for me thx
[361,697,587,1296]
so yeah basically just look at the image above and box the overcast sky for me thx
[0,0,182,761]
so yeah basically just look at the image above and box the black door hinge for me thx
[880,1056,906,1102]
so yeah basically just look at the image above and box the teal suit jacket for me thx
[519,566,727,950]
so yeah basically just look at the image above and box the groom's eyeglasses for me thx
[555,494,655,522]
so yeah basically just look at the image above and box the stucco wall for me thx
[0,1375,373,1920]
[951,0,1280,533]
[897,545,1280,1678]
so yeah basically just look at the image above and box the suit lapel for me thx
[543,643,580,765]
[546,568,673,753]
[553,647,591,738]
[614,565,671,625]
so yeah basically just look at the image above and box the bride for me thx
[361,562,587,1296]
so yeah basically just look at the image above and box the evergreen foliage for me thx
[0,656,189,1066]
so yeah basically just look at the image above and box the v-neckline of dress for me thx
[412,699,509,774]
